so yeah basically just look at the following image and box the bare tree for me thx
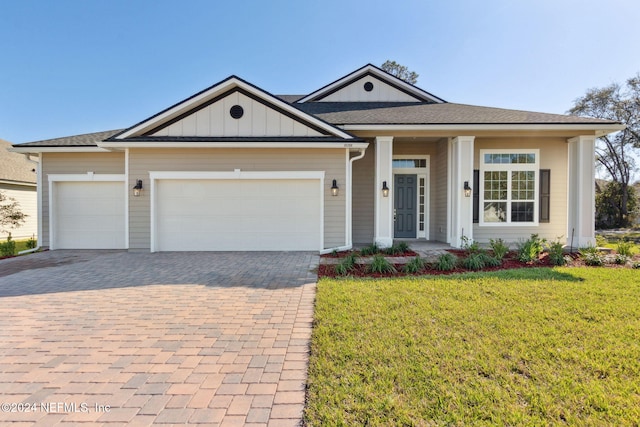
[569,74,640,227]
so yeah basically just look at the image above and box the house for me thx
[11,64,623,252]
[0,139,37,240]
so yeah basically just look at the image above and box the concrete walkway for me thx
[0,250,318,426]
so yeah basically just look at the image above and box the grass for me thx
[305,268,640,426]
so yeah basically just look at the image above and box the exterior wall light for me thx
[382,181,389,197]
[464,181,472,197]
[331,179,339,196]
[133,179,143,197]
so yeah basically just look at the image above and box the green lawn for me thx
[305,268,640,426]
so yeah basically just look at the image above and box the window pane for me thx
[512,202,534,222]
[484,202,507,222]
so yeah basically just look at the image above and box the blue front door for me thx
[394,174,417,238]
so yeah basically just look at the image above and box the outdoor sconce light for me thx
[331,179,339,196]
[382,181,389,197]
[133,179,143,197]
[464,181,472,197]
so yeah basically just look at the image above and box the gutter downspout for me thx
[320,147,367,255]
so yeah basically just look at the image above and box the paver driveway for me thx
[0,250,318,426]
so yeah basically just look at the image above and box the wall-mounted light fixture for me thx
[133,179,143,197]
[331,179,339,196]
[464,181,472,197]
[382,181,389,197]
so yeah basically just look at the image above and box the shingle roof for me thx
[15,129,123,147]
[0,139,37,184]
[294,102,618,125]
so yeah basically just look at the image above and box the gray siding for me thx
[433,139,448,242]
[128,148,346,250]
[472,138,568,244]
[352,146,375,244]
[41,152,125,247]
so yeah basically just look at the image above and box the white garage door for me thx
[155,179,321,251]
[52,181,126,249]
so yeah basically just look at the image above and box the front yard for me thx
[305,268,640,426]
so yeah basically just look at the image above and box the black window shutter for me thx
[473,170,479,223]
[539,169,550,223]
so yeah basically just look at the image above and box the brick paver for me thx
[0,250,317,426]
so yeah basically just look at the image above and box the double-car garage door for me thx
[51,174,322,251]
[154,177,321,251]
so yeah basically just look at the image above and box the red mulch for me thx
[318,251,581,279]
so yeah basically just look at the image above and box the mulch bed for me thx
[317,250,589,279]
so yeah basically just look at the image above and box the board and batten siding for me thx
[0,183,37,240]
[317,76,420,103]
[41,152,125,247]
[152,91,323,138]
[432,139,449,243]
[472,138,568,244]
[128,148,346,250]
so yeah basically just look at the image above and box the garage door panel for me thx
[53,181,126,249]
[155,178,321,251]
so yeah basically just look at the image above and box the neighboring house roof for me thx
[0,139,36,184]
[15,129,123,147]
[295,102,617,125]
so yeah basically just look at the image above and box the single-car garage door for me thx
[154,178,322,251]
[52,181,126,249]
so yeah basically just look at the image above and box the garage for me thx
[51,180,126,249]
[152,172,323,251]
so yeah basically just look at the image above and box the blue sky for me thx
[2,0,639,144]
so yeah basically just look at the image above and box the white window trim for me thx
[148,170,325,253]
[392,155,430,239]
[47,173,127,250]
[479,149,539,227]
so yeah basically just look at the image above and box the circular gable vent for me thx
[363,81,374,92]
[230,105,244,119]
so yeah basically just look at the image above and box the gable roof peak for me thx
[297,63,445,104]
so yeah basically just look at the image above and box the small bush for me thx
[25,235,37,249]
[385,245,403,255]
[632,261,640,269]
[403,256,425,274]
[360,243,380,256]
[462,253,486,270]
[595,235,608,247]
[481,253,502,267]
[489,238,509,260]
[617,240,634,257]
[367,254,397,274]
[580,246,604,266]
[461,236,481,254]
[335,253,357,276]
[434,253,458,271]
[0,234,16,257]
[614,254,629,265]
[396,241,410,253]
[547,238,566,266]
[517,234,546,263]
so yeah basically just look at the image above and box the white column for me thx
[567,135,596,248]
[374,136,393,248]
[449,136,474,248]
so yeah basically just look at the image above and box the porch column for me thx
[374,136,393,248]
[567,135,596,248]
[449,136,474,248]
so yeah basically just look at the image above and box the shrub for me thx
[614,254,629,265]
[396,241,410,253]
[580,246,604,266]
[360,243,380,256]
[0,234,16,257]
[385,245,403,255]
[403,256,425,274]
[481,253,502,267]
[517,234,546,263]
[461,236,481,253]
[632,261,640,269]
[335,253,357,276]
[547,238,566,266]
[367,254,397,274]
[489,238,509,260]
[25,235,37,249]
[595,234,608,247]
[462,253,486,270]
[434,253,458,271]
[617,240,634,257]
